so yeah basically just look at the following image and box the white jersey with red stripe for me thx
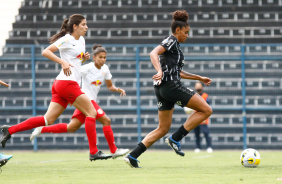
[53,34,85,83]
[80,63,112,101]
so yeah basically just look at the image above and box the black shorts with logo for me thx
[154,80,196,111]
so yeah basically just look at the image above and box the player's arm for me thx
[42,44,73,76]
[150,45,166,83]
[105,79,126,97]
[180,70,212,86]
[0,80,10,87]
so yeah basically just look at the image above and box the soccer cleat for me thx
[89,151,112,161]
[0,125,11,148]
[123,154,141,168]
[111,148,129,159]
[30,127,43,141]
[194,148,201,153]
[165,136,185,157]
[0,153,13,160]
[0,158,9,168]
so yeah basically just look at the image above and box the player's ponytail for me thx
[49,14,85,43]
[92,44,107,56]
[171,10,189,34]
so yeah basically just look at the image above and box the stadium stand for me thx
[0,0,282,150]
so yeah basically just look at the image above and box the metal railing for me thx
[1,43,282,150]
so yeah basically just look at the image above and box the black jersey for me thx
[159,35,184,82]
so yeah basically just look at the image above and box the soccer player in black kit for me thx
[124,10,212,168]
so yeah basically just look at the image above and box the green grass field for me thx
[1,150,282,184]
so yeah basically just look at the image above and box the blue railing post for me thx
[241,45,247,149]
[31,45,38,151]
[135,46,142,142]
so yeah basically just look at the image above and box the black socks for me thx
[172,125,189,142]
[129,142,147,159]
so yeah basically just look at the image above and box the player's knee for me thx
[44,116,55,125]
[86,109,97,118]
[103,118,111,126]
[67,126,78,133]
[205,106,213,117]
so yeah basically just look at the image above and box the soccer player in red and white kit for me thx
[0,15,99,160]
[30,44,129,160]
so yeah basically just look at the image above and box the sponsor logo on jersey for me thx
[91,80,102,86]
[76,52,84,60]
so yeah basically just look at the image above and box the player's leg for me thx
[194,125,201,153]
[167,94,212,156]
[124,109,173,168]
[94,100,129,157]
[183,94,212,131]
[1,102,65,148]
[99,115,129,157]
[202,124,213,152]
[29,117,82,141]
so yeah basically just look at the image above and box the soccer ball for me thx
[240,148,260,167]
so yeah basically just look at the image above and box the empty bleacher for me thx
[2,0,281,45]
[1,0,282,150]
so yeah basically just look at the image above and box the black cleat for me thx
[1,125,11,148]
[0,158,9,168]
[123,154,141,168]
[165,136,185,157]
[89,151,112,161]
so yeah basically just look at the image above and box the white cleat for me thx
[194,148,201,153]
[111,148,129,159]
[30,127,43,141]
[207,147,213,153]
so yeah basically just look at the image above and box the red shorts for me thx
[51,80,84,108]
[72,100,105,123]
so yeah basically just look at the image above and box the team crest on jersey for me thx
[91,80,102,86]
[76,52,84,60]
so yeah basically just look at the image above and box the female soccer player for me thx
[30,44,129,160]
[1,14,99,159]
[0,80,9,87]
[124,10,212,168]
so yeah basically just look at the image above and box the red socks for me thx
[103,125,117,153]
[8,116,46,135]
[41,123,68,133]
[85,117,98,155]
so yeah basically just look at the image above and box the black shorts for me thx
[154,80,196,111]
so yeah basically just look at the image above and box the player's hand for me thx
[152,70,163,85]
[61,61,73,76]
[118,88,126,97]
[200,77,212,86]
[0,80,10,87]
[82,52,90,63]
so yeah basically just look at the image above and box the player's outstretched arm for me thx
[180,70,212,86]
[105,79,126,97]
[0,80,10,87]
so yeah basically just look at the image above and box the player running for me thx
[0,15,99,159]
[30,44,129,160]
[124,10,212,168]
